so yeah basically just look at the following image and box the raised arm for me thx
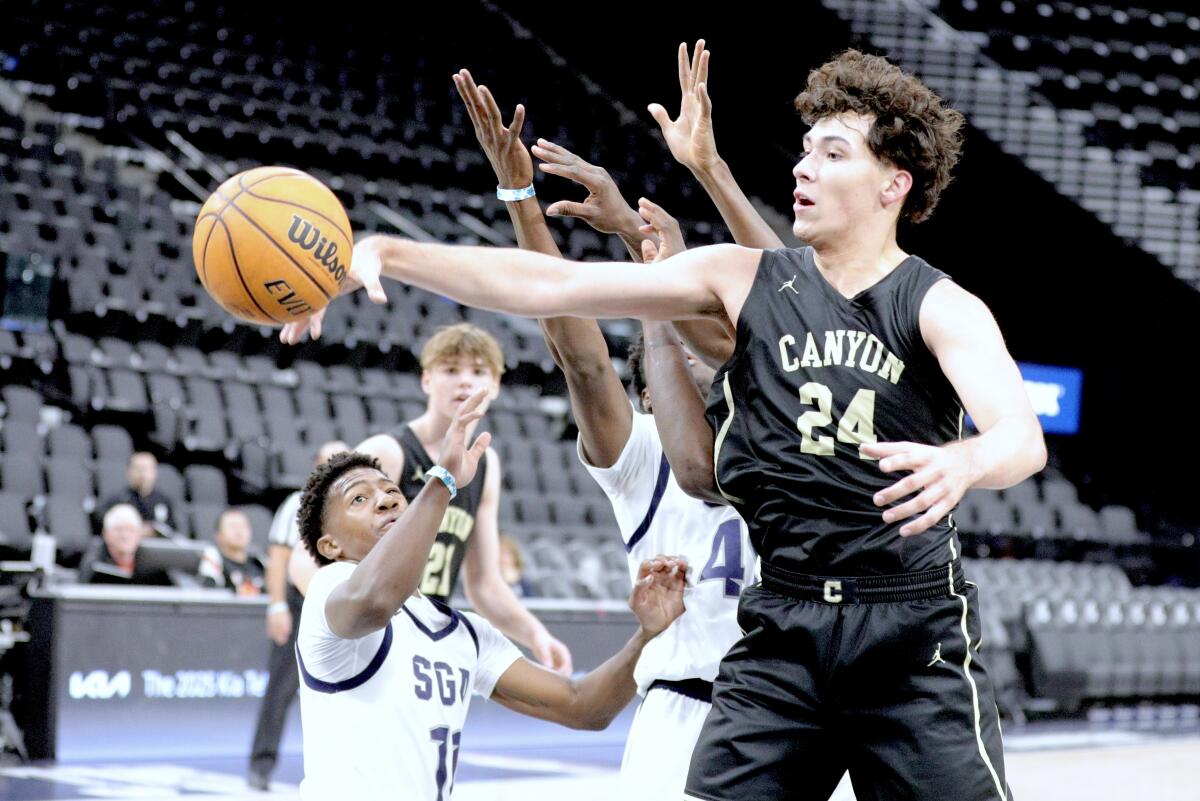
[864,281,1047,536]
[533,138,734,369]
[323,390,491,639]
[452,69,630,468]
[490,556,686,729]
[649,40,784,250]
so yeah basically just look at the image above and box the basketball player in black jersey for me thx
[283,50,1045,801]
[355,325,572,674]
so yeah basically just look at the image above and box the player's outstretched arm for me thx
[864,282,1047,537]
[489,556,686,730]
[453,68,631,468]
[648,40,784,250]
[323,390,491,639]
[280,233,760,347]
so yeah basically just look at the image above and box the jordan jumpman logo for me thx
[779,275,799,294]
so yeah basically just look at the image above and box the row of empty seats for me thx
[1027,593,1200,705]
[824,0,1199,281]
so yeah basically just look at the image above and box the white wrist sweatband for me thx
[496,184,536,202]
[266,601,289,615]
[426,465,458,499]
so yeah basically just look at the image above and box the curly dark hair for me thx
[794,49,965,224]
[625,331,648,412]
[297,451,383,567]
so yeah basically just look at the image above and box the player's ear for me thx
[316,533,342,562]
[881,168,912,211]
[419,370,432,396]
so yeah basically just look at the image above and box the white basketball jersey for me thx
[297,561,522,801]
[580,407,757,694]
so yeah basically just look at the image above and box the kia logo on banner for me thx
[68,670,132,700]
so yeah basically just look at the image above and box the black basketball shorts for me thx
[685,560,1012,801]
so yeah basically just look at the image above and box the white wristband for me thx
[426,465,457,500]
[266,602,289,615]
[496,184,536,202]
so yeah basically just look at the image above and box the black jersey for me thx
[705,247,963,576]
[391,423,489,603]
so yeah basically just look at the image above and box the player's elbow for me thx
[556,683,619,731]
[676,462,720,501]
[674,460,722,503]
[576,714,614,731]
[1025,427,1048,477]
[563,355,617,386]
[567,703,618,731]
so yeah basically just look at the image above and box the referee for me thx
[248,440,346,791]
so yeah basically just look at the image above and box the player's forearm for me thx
[642,323,722,501]
[372,236,711,320]
[503,199,614,378]
[265,544,290,604]
[507,198,564,259]
[692,159,785,249]
[375,236,590,317]
[501,202,631,458]
[959,415,1047,490]
[340,482,451,627]
[558,627,650,730]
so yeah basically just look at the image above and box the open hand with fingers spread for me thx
[862,440,974,537]
[452,69,532,190]
[648,40,719,175]
[531,139,644,239]
[636,198,686,263]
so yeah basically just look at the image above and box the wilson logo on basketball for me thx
[287,215,348,284]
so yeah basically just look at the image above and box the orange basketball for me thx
[192,167,353,326]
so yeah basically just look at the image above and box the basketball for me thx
[192,167,353,326]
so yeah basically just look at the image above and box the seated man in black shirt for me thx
[213,509,265,596]
[101,452,177,536]
[78,503,144,583]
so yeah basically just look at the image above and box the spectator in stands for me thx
[247,439,345,791]
[101,452,177,536]
[77,503,144,583]
[499,534,535,597]
[213,509,265,596]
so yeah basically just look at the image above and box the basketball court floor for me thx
[0,703,1196,800]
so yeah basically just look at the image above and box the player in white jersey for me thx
[447,70,755,801]
[294,388,686,801]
